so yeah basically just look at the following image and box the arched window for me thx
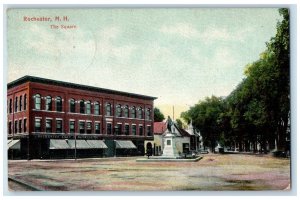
[116,104,122,117]
[138,107,143,119]
[106,103,112,116]
[80,100,85,113]
[146,108,151,120]
[24,94,27,110]
[19,95,22,111]
[131,106,136,118]
[15,97,18,112]
[86,101,91,114]
[56,96,62,112]
[34,94,41,110]
[46,96,52,111]
[94,101,100,115]
[124,105,129,118]
[9,99,12,113]
[69,98,75,113]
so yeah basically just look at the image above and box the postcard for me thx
[6,7,291,192]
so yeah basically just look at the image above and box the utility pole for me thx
[172,105,174,121]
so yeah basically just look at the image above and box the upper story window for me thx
[80,100,85,114]
[34,94,41,110]
[86,122,92,134]
[131,106,136,118]
[15,120,18,133]
[116,104,122,117]
[24,94,27,110]
[124,105,129,118]
[79,121,85,134]
[46,96,52,111]
[146,108,151,120]
[147,126,152,136]
[9,99,12,113]
[46,119,52,133]
[56,96,62,112]
[137,107,143,119]
[34,118,41,132]
[19,95,23,111]
[69,121,75,133]
[69,99,75,113]
[106,103,112,116]
[56,120,62,133]
[94,101,100,115]
[95,123,100,134]
[15,97,18,112]
[86,101,91,114]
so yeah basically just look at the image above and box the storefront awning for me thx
[8,140,20,150]
[86,140,108,149]
[115,140,137,149]
[67,140,91,149]
[49,139,70,149]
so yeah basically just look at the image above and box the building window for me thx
[15,120,18,133]
[56,120,62,133]
[146,108,151,120]
[18,120,22,133]
[106,123,112,135]
[15,97,18,112]
[131,106,136,118]
[86,101,91,114]
[125,124,129,135]
[69,121,75,133]
[124,105,129,118]
[94,102,100,115]
[147,126,152,136]
[138,107,143,119]
[95,123,100,134]
[35,118,41,132]
[80,100,85,114]
[34,94,41,110]
[167,140,171,145]
[87,122,92,134]
[56,97,62,112]
[70,99,75,113]
[8,122,12,134]
[106,103,112,116]
[24,119,27,132]
[116,104,122,117]
[115,124,122,135]
[139,125,143,136]
[19,95,23,111]
[9,99,12,113]
[79,121,85,134]
[46,96,52,111]
[132,125,136,135]
[24,94,27,110]
[46,119,52,133]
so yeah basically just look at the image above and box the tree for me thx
[175,119,183,129]
[181,96,225,152]
[154,107,165,122]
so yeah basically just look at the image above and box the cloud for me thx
[160,23,200,39]
[160,23,253,44]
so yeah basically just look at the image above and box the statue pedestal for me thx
[162,131,180,158]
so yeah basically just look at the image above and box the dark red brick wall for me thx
[8,81,154,140]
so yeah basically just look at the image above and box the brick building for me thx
[7,76,156,159]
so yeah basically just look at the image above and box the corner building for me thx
[7,76,156,159]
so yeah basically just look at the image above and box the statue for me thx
[166,116,173,132]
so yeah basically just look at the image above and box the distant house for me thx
[153,121,203,156]
[153,122,166,155]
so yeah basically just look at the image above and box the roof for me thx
[7,76,157,101]
[154,122,167,135]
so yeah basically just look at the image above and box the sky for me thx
[7,8,282,120]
